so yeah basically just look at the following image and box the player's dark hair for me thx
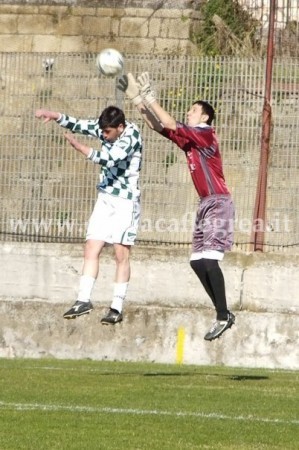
[193,100,215,125]
[99,106,126,129]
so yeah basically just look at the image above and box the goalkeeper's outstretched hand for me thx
[117,73,142,106]
[137,72,156,105]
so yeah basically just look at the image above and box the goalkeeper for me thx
[117,73,235,341]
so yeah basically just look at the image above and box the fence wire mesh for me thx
[240,0,299,57]
[0,52,299,252]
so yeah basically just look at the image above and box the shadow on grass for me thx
[227,375,269,381]
[143,372,269,380]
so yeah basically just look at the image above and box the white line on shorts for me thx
[0,401,298,426]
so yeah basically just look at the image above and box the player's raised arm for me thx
[117,73,142,106]
[137,72,177,131]
[136,103,164,133]
[35,109,61,123]
[117,73,163,132]
[64,132,92,158]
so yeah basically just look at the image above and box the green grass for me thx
[0,359,298,450]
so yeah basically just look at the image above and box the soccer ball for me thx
[96,48,124,77]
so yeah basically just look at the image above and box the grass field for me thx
[0,358,298,450]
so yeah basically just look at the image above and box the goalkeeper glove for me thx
[137,72,156,105]
[117,73,142,106]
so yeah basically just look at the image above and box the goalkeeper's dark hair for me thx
[99,106,126,129]
[193,100,215,125]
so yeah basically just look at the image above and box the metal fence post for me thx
[251,0,276,251]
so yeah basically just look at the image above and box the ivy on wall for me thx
[192,0,259,56]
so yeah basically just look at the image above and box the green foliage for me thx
[193,0,259,56]
[56,211,69,225]
[163,150,178,171]
[162,59,224,117]
[162,86,188,116]
[38,88,53,103]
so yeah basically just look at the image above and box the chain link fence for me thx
[0,51,299,252]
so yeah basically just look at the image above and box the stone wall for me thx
[0,0,199,54]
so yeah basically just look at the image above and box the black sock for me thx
[190,258,229,321]
[204,259,228,321]
[190,259,216,308]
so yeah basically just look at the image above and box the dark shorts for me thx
[192,194,234,253]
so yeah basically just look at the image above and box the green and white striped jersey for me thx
[57,114,143,200]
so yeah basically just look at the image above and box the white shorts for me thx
[86,191,140,245]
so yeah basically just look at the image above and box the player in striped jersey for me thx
[117,73,235,341]
[35,106,142,325]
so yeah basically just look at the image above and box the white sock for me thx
[77,275,96,303]
[110,282,128,313]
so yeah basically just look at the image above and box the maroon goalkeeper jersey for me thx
[161,122,230,198]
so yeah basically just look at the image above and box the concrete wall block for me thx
[59,35,94,52]
[180,40,198,56]
[82,16,111,37]
[159,17,191,40]
[36,5,69,16]
[96,8,125,18]
[124,8,154,18]
[159,18,170,38]
[155,10,184,19]
[182,9,199,19]
[120,18,148,38]
[18,14,57,35]
[0,35,33,52]
[0,5,39,14]
[0,243,299,368]
[154,38,183,55]
[110,18,120,38]
[148,18,161,38]
[83,36,102,53]
[31,35,62,52]
[0,14,18,34]
[121,37,155,55]
[56,15,83,36]
[0,301,298,370]
[4,242,298,312]
[167,17,191,39]
[242,266,299,313]
[70,6,96,16]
